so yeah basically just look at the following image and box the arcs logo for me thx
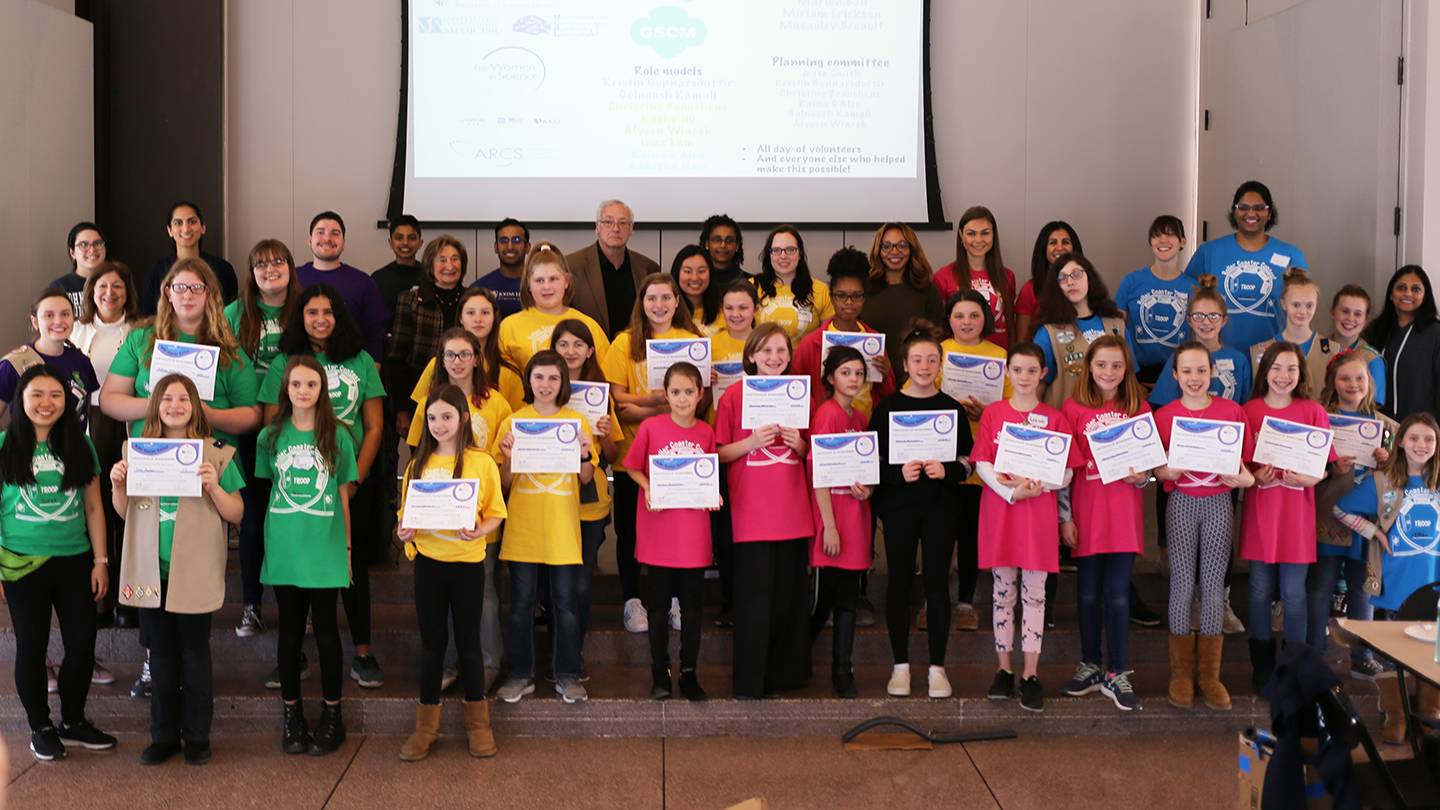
[631,6,707,58]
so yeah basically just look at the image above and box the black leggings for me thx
[414,554,485,703]
[955,485,981,604]
[141,579,213,744]
[882,506,957,666]
[611,473,643,602]
[4,552,96,730]
[811,567,862,636]
[644,565,704,672]
[341,511,371,649]
[275,585,342,702]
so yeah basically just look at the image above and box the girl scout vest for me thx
[1362,473,1403,597]
[1042,317,1124,409]
[1249,335,1378,398]
[1316,412,1397,549]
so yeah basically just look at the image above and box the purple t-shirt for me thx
[295,262,388,360]
[0,344,100,429]
[472,268,523,320]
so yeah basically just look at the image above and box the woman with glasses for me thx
[753,226,833,342]
[1018,222,1086,343]
[52,223,109,316]
[699,214,746,289]
[1184,181,1309,351]
[860,223,945,378]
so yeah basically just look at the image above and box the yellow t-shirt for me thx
[754,278,834,341]
[406,387,513,463]
[399,447,507,563]
[579,397,623,523]
[695,312,725,338]
[708,329,750,424]
[940,337,1010,485]
[497,307,611,378]
[601,327,701,471]
[411,355,526,414]
[494,404,599,565]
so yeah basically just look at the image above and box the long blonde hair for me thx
[1318,351,1377,416]
[148,257,241,369]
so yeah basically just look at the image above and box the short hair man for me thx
[565,200,660,337]
[472,218,529,320]
[294,210,389,360]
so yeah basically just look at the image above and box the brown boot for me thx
[1418,682,1440,725]
[1167,634,1195,709]
[399,703,441,762]
[1377,673,1408,745]
[1195,635,1232,711]
[464,699,498,758]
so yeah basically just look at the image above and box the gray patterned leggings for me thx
[992,567,1047,654]
[1165,490,1233,636]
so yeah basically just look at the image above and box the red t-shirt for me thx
[715,383,816,543]
[624,415,717,568]
[1240,397,1334,564]
[935,263,1017,348]
[791,318,896,424]
[1154,397,1254,497]
[1016,279,1039,318]
[1062,399,1150,556]
[972,400,1081,572]
[808,399,873,570]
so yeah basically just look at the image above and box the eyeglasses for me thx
[1055,269,1086,284]
[496,236,526,245]
[168,282,208,296]
[1188,312,1224,323]
[1234,203,1270,214]
[598,218,633,230]
[253,259,288,270]
[707,235,737,246]
[73,239,105,252]
[443,350,476,361]
[769,246,799,257]
[832,292,865,303]
[880,241,910,253]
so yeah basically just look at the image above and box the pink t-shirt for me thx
[1063,399,1151,556]
[972,400,1082,572]
[623,415,717,568]
[715,382,816,543]
[809,399,873,570]
[1154,397,1254,497]
[1240,397,1335,564]
[934,263,1017,348]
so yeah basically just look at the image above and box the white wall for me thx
[1404,0,1440,271]
[0,1,92,348]
[226,1,1199,292]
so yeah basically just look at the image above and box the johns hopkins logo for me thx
[1136,289,1188,346]
[1222,260,1277,317]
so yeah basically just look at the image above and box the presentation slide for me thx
[400,0,935,223]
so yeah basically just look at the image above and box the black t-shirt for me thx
[598,246,637,337]
[49,271,89,316]
[371,261,423,327]
[868,390,973,515]
[140,251,239,315]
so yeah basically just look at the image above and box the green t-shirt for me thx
[255,423,358,588]
[223,300,285,382]
[258,350,384,447]
[108,326,259,445]
[0,433,100,557]
[158,453,246,578]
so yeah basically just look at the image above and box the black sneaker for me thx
[58,719,117,750]
[713,609,733,629]
[264,653,310,689]
[184,740,212,765]
[1129,599,1162,627]
[986,669,1015,700]
[1019,676,1045,712]
[139,741,180,766]
[1062,662,1104,696]
[30,726,65,761]
[679,669,708,702]
[650,667,672,700]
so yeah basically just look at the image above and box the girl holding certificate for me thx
[708,280,758,627]
[1032,254,1126,409]
[753,226,833,342]
[715,323,814,699]
[624,362,715,702]
[1153,341,1255,711]
[809,345,874,698]
[791,250,896,423]
[493,351,598,705]
[1058,336,1155,712]
[870,321,973,699]
[972,343,1081,712]
[496,244,610,381]
[1241,342,1333,691]
[1320,285,1386,407]
[603,273,702,634]
[395,384,506,761]
[112,374,245,765]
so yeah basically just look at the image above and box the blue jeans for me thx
[505,562,582,680]
[1249,561,1309,644]
[1307,554,1373,660]
[1076,552,1135,671]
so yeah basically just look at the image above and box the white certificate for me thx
[1084,412,1167,485]
[942,351,1005,405]
[740,375,811,429]
[821,331,886,382]
[569,381,610,431]
[646,338,712,389]
[648,454,721,509]
[1165,417,1245,476]
[993,423,1072,488]
[510,419,582,474]
[1329,414,1385,468]
[150,340,220,401]
[126,439,203,497]
[713,361,745,402]
[887,410,960,465]
[811,431,880,489]
[1253,416,1333,479]
[400,478,481,531]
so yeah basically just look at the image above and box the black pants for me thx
[90,408,127,611]
[4,552,96,730]
[341,476,375,649]
[731,538,811,698]
[811,567,862,636]
[955,485,981,605]
[414,554,485,704]
[141,580,213,744]
[237,430,269,607]
[711,476,735,612]
[882,507,957,666]
[611,473,642,602]
[645,565,703,671]
[275,585,342,702]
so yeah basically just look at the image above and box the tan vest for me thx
[1315,412,1397,549]
[118,440,236,614]
[1,345,43,377]
[1041,317,1124,409]
[1248,335,1379,399]
[1363,472,1404,597]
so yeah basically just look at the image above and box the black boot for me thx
[650,667,672,700]
[678,669,708,702]
[832,609,858,699]
[281,701,311,755]
[1249,638,1277,694]
[309,701,346,756]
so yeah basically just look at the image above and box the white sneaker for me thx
[1223,589,1246,634]
[887,664,911,697]
[623,598,649,633]
[669,597,682,631]
[928,666,952,699]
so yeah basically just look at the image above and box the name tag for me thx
[1270,253,1290,269]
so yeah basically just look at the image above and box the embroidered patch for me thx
[122,585,133,600]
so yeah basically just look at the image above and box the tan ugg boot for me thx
[1377,673,1408,745]
[464,699,498,758]
[1167,634,1195,709]
[1417,682,1440,724]
[398,703,441,762]
[1195,635,1232,711]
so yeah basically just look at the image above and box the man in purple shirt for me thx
[294,211,388,360]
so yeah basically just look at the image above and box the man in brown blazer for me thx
[565,199,660,337]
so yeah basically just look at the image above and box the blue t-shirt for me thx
[1115,267,1192,369]
[1320,409,1380,561]
[473,269,523,321]
[1149,345,1252,406]
[1184,234,1307,351]
[1337,474,1440,611]
[1035,316,1111,385]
